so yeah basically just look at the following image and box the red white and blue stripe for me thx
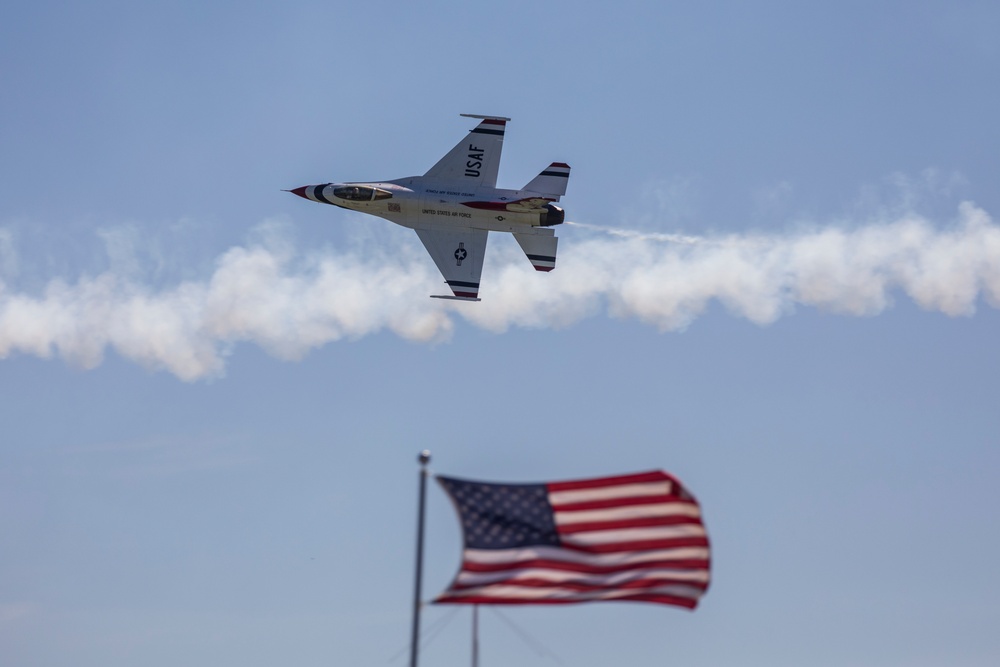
[435,470,710,609]
[470,118,507,136]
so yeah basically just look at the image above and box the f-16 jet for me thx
[288,114,570,301]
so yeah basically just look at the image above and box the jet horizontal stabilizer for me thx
[523,162,571,198]
[514,231,558,272]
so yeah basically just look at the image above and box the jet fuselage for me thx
[290,179,565,234]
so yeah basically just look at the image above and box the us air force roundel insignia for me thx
[454,242,467,266]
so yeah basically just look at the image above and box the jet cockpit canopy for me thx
[334,185,393,201]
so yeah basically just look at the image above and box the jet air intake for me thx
[539,204,565,227]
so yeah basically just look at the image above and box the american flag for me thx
[434,470,710,609]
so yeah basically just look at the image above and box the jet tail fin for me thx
[522,162,571,198]
[514,230,558,272]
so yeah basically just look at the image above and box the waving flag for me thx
[435,470,710,609]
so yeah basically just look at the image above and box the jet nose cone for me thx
[287,186,309,199]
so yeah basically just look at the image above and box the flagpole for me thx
[409,450,431,667]
[471,604,480,667]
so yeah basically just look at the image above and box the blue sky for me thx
[2,2,999,665]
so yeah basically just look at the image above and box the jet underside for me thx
[290,115,570,300]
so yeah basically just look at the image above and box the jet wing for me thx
[422,114,509,189]
[415,227,489,300]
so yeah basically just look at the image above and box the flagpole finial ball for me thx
[418,450,431,466]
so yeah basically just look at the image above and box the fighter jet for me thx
[288,114,570,301]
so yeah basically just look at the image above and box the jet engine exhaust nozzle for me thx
[540,204,565,227]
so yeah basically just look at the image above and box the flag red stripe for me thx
[435,593,699,608]
[559,536,710,554]
[555,515,703,534]
[459,557,710,574]
[448,577,709,593]
[551,495,697,512]
[546,470,671,492]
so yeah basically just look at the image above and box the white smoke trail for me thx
[565,221,702,245]
[1,202,998,380]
